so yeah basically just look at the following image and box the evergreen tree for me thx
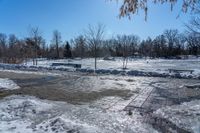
[63,41,72,58]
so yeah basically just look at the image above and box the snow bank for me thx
[0,78,20,90]
[0,69,61,76]
[0,95,158,133]
[154,100,200,133]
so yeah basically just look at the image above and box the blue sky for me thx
[0,0,191,43]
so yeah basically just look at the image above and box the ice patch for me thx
[0,78,20,90]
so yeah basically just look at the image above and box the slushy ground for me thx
[0,70,200,133]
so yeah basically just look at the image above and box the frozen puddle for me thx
[154,100,200,133]
[0,95,158,133]
[0,78,20,90]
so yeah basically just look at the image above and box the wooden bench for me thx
[168,69,194,74]
[51,63,81,68]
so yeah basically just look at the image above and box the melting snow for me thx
[0,95,158,133]
[154,100,200,133]
[0,78,20,90]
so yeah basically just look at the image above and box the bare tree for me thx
[8,34,18,62]
[71,35,87,58]
[51,30,62,58]
[164,29,179,56]
[186,3,200,35]
[113,0,198,20]
[29,27,43,65]
[152,35,167,57]
[186,33,200,55]
[138,37,153,58]
[8,34,18,48]
[85,24,105,71]
[186,17,200,34]
[117,35,134,69]
[129,35,140,56]
[0,33,7,61]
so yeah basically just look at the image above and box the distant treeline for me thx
[0,28,199,64]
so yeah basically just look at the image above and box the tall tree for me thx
[85,24,105,71]
[29,27,43,65]
[71,35,87,58]
[186,33,200,55]
[63,41,72,58]
[129,35,140,56]
[8,34,18,62]
[164,29,179,57]
[0,33,7,59]
[51,30,62,59]
[152,35,167,57]
[117,35,135,69]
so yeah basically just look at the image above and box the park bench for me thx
[51,63,81,68]
[168,69,194,74]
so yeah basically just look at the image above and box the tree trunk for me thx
[94,44,97,72]
[56,41,59,58]
[35,46,38,66]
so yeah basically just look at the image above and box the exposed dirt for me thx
[0,71,133,104]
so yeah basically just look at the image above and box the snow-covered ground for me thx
[0,95,157,133]
[24,58,200,72]
[21,58,200,79]
[0,69,199,132]
[154,100,200,133]
[0,58,199,79]
[0,78,20,90]
[0,73,157,133]
[0,69,62,76]
[0,58,199,132]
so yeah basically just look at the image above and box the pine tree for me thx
[63,41,72,58]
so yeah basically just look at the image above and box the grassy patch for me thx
[0,91,10,99]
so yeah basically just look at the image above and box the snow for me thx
[0,95,158,133]
[0,78,20,90]
[24,58,200,73]
[0,69,61,76]
[23,58,200,79]
[184,83,200,89]
[0,120,33,133]
[154,100,200,133]
[0,95,53,133]
[69,76,137,92]
[0,58,200,79]
[0,58,199,132]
